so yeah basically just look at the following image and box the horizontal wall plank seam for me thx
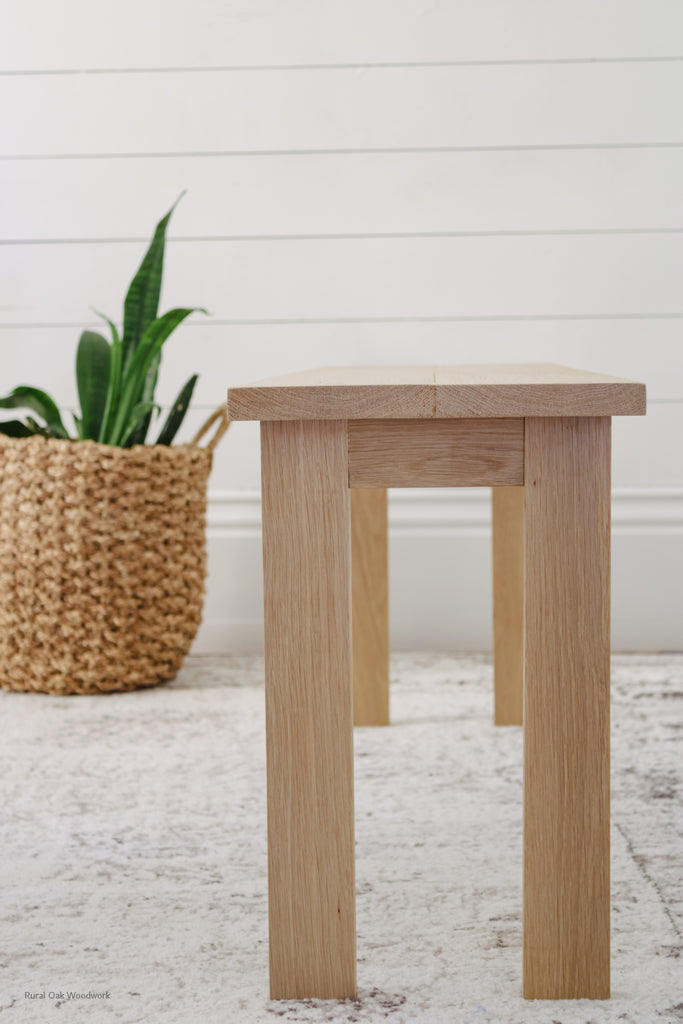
[6,143,683,160]
[6,228,683,245]
[204,488,683,531]
[5,57,683,76]
[6,315,683,329]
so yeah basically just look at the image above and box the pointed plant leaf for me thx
[155,374,198,445]
[0,386,68,438]
[109,307,204,445]
[76,330,111,441]
[0,419,35,438]
[124,351,161,446]
[120,401,159,448]
[94,311,123,443]
[121,192,185,375]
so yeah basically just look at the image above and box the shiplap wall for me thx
[3,1,682,651]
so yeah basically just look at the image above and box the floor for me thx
[1,653,681,1024]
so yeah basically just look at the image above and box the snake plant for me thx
[0,195,203,446]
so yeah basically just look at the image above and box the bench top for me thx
[226,363,646,421]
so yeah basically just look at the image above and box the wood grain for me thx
[492,486,524,726]
[230,366,435,421]
[349,418,524,487]
[261,419,356,999]
[351,489,390,726]
[523,416,611,999]
[227,364,646,421]
[435,364,646,418]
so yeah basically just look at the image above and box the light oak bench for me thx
[226,364,646,1003]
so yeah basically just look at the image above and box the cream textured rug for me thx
[1,654,681,1024]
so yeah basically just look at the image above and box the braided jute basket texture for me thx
[0,407,229,695]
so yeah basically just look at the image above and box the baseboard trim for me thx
[207,487,683,534]
[194,487,683,654]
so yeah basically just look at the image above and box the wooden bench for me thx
[227,363,646,1002]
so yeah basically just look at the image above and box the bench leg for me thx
[492,486,524,725]
[261,420,356,999]
[351,488,390,726]
[523,416,611,999]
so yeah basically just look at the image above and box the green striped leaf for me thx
[76,330,111,441]
[109,307,203,446]
[95,312,123,443]
[155,374,198,445]
[121,192,185,376]
[119,402,159,447]
[123,351,161,446]
[0,419,36,438]
[0,386,69,438]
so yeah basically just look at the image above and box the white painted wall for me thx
[3,1,682,651]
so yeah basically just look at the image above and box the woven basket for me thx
[0,408,228,694]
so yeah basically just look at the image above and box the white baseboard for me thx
[191,488,683,654]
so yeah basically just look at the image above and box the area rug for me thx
[1,654,681,1024]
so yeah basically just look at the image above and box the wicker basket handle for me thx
[190,406,230,452]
